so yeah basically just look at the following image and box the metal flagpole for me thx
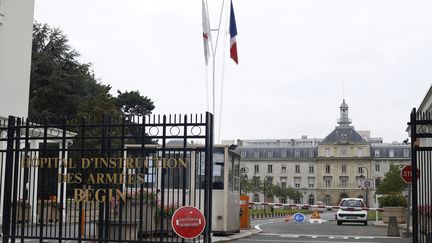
[217,0,230,144]
[206,0,228,143]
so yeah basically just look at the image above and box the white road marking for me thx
[254,219,284,231]
[237,239,379,243]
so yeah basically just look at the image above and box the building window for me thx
[325,165,331,174]
[295,165,300,173]
[281,181,287,188]
[281,165,287,173]
[375,164,380,172]
[308,195,315,205]
[341,165,347,174]
[358,167,364,174]
[295,150,300,158]
[253,194,260,202]
[309,165,314,173]
[266,176,273,184]
[254,151,259,158]
[254,164,259,174]
[294,177,301,188]
[403,149,409,157]
[375,178,381,188]
[325,148,330,157]
[340,177,348,188]
[309,150,314,158]
[279,197,287,204]
[374,150,380,157]
[268,164,273,173]
[241,151,246,157]
[389,149,394,157]
[324,178,331,188]
[358,148,363,157]
[325,195,331,206]
[294,197,301,204]
[308,177,315,188]
[268,151,273,158]
[281,150,287,157]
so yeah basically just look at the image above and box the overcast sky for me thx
[34,0,432,143]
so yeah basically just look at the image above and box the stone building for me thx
[0,0,35,119]
[235,100,411,207]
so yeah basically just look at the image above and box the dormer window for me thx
[389,149,394,157]
[374,150,380,157]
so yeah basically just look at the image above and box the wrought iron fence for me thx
[0,113,213,243]
[409,108,432,243]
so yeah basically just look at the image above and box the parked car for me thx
[335,198,368,226]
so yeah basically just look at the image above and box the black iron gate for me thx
[0,113,213,243]
[409,108,432,243]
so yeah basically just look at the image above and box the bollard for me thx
[387,216,400,237]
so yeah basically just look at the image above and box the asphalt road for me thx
[232,210,412,243]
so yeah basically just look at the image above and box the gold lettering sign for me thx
[22,156,188,203]
[21,157,188,169]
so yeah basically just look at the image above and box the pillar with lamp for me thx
[359,166,373,207]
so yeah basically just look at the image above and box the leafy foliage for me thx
[240,176,301,201]
[378,192,407,207]
[116,90,154,116]
[375,164,408,195]
[29,22,155,121]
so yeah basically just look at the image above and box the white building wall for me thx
[0,0,35,118]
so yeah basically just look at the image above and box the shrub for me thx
[378,193,407,207]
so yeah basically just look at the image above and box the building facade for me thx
[237,100,411,207]
[0,0,35,119]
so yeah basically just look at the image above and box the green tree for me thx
[375,163,408,194]
[273,183,302,202]
[262,178,275,200]
[29,22,155,121]
[240,175,251,195]
[249,176,262,195]
[116,90,155,116]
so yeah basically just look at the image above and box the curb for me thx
[212,229,262,242]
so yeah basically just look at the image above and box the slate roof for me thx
[320,126,368,144]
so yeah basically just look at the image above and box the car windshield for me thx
[340,199,363,207]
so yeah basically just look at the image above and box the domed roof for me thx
[340,99,349,109]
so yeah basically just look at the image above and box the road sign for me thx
[362,180,372,188]
[171,206,206,239]
[293,213,305,223]
[311,210,321,219]
[401,165,420,184]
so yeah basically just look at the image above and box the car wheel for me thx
[337,220,342,225]
[364,221,367,226]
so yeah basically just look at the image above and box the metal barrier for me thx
[248,201,384,212]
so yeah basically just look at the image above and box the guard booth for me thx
[211,145,241,234]
[123,144,241,235]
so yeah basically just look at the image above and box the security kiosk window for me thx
[233,155,240,191]
[213,151,225,190]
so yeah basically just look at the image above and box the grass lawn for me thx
[367,211,383,220]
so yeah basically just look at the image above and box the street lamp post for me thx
[359,166,369,207]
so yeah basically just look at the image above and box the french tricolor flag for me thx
[229,1,238,64]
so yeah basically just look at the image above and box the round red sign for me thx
[171,206,206,239]
[401,165,420,184]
